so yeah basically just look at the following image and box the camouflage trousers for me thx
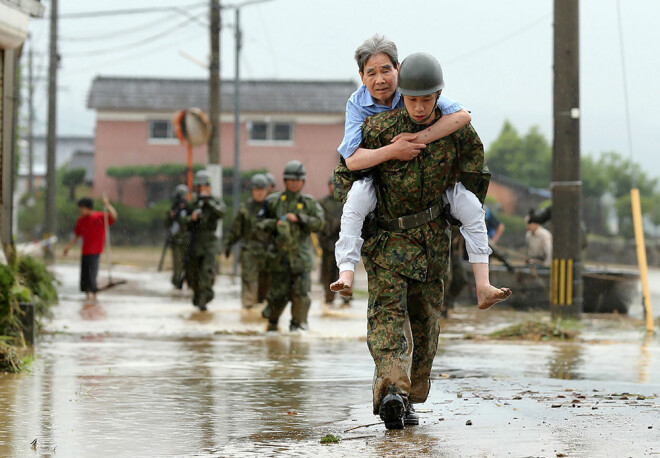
[364,258,445,415]
[239,249,268,309]
[266,268,312,327]
[187,246,217,307]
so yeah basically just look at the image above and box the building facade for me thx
[87,77,356,207]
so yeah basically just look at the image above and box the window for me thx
[148,120,176,141]
[248,120,294,144]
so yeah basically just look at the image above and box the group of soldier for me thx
[166,160,347,331]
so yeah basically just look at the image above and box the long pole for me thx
[232,7,242,274]
[208,0,222,200]
[45,0,58,257]
[550,0,582,319]
[28,42,34,199]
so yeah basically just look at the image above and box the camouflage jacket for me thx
[181,195,226,247]
[355,107,489,282]
[317,194,343,252]
[257,190,324,273]
[224,198,268,254]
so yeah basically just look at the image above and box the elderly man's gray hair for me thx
[354,34,398,73]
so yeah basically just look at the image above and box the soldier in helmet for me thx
[180,170,226,311]
[167,184,191,289]
[224,174,270,309]
[317,172,350,308]
[265,172,276,194]
[333,52,511,429]
[257,160,324,332]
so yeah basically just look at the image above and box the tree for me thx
[61,168,86,202]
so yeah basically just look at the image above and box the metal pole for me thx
[550,0,582,319]
[208,0,221,167]
[232,7,242,274]
[45,0,58,257]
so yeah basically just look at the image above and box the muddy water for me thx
[0,264,659,457]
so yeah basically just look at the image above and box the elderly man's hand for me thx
[389,134,425,161]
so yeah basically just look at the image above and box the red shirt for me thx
[74,211,115,255]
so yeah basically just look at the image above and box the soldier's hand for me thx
[389,136,425,161]
[285,213,299,223]
[192,210,200,221]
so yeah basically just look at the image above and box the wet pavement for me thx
[1,263,659,457]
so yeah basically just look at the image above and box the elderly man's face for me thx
[360,53,398,107]
[403,93,438,125]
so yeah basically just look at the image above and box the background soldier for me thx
[318,173,350,307]
[167,184,190,290]
[258,160,324,332]
[182,170,226,311]
[224,174,270,309]
[265,172,276,194]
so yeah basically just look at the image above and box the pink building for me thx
[87,77,357,207]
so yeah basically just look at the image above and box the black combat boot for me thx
[266,320,278,332]
[379,386,405,430]
[289,320,308,332]
[404,402,419,426]
[261,304,273,319]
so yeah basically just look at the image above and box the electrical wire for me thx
[56,3,207,19]
[444,13,551,65]
[60,12,186,42]
[62,14,204,58]
[616,0,635,186]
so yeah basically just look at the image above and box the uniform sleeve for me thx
[256,196,278,233]
[337,98,366,160]
[298,199,324,233]
[224,210,243,249]
[436,94,465,115]
[455,124,491,203]
[205,198,226,218]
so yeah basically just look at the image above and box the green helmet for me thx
[265,172,276,187]
[250,173,269,190]
[283,160,306,180]
[397,52,445,96]
[193,170,211,186]
[172,184,188,199]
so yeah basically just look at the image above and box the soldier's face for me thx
[199,184,211,196]
[284,179,304,193]
[403,93,438,124]
[252,188,268,202]
[360,53,398,107]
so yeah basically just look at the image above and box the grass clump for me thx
[320,434,341,444]
[489,319,580,341]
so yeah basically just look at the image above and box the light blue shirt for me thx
[337,85,465,159]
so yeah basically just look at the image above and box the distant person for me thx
[182,170,226,311]
[485,205,504,244]
[167,184,190,290]
[63,196,117,301]
[525,210,553,266]
[224,174,270,309]
[318,173,350,308]
[265,172,276,194]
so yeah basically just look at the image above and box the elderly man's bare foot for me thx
[477,285,512,310]
[330,271,354,297]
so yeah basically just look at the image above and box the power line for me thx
[55,3,207,19]
[60,11,186,42]
[62,14,205,58]
[444,13,551,65]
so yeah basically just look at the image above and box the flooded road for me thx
[1,263,659,457]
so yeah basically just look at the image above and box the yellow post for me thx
[630,188,654,333]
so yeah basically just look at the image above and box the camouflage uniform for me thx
[258,190,324,329]
[167,193,190,289]
[224,198,268,308]
[183,195,226,308]
[335,108,488,414]
[317,193,345,304]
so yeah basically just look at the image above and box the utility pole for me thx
[551,0,582,319]
[28,41,35,200]
[45,0,58,256]
[207,0,222,201]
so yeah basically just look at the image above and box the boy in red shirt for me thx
[63,197,118,300]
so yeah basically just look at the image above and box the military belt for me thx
[377,204,443,232]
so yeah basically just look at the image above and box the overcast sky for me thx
[24,0,660,179]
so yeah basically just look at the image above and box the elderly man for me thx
[526,211,553,266]
[338,52,492,429]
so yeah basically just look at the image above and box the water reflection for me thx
[547,343,584,380]
[638,334,653,384]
